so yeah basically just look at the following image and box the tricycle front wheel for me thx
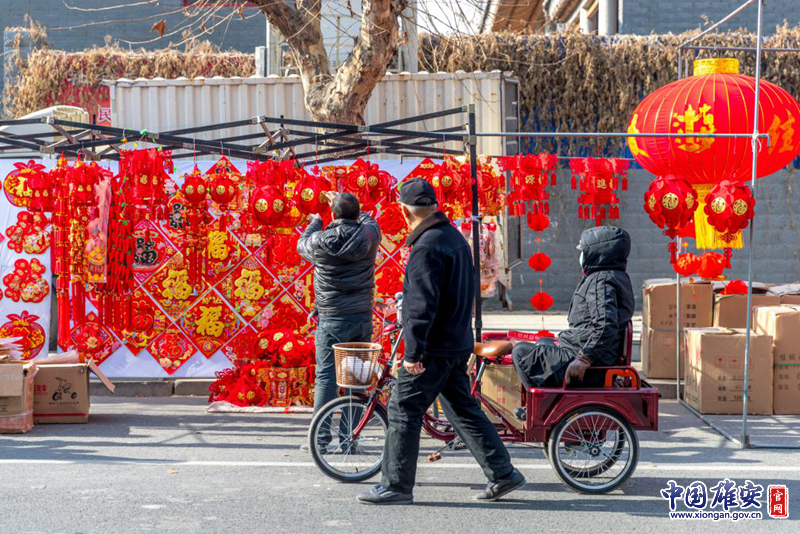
[547,406,639,494]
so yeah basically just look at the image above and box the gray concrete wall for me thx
[495,167,800,311]
[619,0,800,35]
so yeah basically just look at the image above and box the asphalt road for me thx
[1,399,798,534]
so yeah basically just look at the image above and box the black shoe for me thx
[357,485,413,505]
[474,468,526,501]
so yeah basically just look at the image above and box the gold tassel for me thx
[694,183,744,250]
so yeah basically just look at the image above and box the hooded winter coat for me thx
[297,212,381,316]
[512,226,635,388]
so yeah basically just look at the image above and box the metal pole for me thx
[741,0,765,450]
[679,0,757,49]
[466,132,769,140]
[468,105,483,341]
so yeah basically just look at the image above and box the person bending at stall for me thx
[297,193,381,451]
[512,226,635,389]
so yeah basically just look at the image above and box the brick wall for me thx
[3,1,265,52]
[620,0,800,35]
[494,167,800,311]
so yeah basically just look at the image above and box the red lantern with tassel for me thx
[643,174,699,262]
[251,186,287,227]
[702,180,755,268]
[569,157,628,225]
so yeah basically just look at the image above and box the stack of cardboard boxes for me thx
[641,279,713,379]
[641,279,800,415]
[0,360,114,433]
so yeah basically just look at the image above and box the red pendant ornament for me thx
[0,311,45,360]
[180,166,211,287]
[530,291,554,311]
[696,251,727,280]
[527,213,550,232]
[3,160,47,208]
[528,252,552,272]
[3,258,49,303]
[674,252,701,277]
[148,326,196,375]
[499,153,557,217]
[569,157,628,225]
[643,174,699,262]
[341,158,396,213]
[5,212,50,254]
[702,180,755,268]
[295,167,332,216]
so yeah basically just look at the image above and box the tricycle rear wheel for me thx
[547,406,639,494]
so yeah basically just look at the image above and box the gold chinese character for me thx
[196,305,224,337]
[234,269,266,303]
[673,103,716,153]
[627,113,650,159]
[161,269,192,301]
[767,111,797,155]
[208,231,229,261]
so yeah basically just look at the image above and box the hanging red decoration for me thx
[499,153,557,217]
[530,292,554,311]
[569,157,628,225]
[341,158,396,212]
[295,167,331,216]
[179,167,211,287]
[696,251,727,280]
[674,252,701,277]
[702,180,755,268]
[643,174,699,262]
[628,57,800,249]
[3,160,47,208]
[528,252,552,272]
[527,213,550,232]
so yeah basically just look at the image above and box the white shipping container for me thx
[107,71,519,157]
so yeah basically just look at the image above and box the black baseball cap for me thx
[399,178,438,207]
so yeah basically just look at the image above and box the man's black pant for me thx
[380,355,514,494]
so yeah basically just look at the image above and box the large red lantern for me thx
[629,57,800,248]
[702,180,755,267]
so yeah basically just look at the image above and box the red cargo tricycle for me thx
[308,318,659,494]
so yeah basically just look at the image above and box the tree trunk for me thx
[254,0,407,125]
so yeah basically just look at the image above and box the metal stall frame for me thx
[674,0,800,450]
[0,106,488,340]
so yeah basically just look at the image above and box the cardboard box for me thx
[753,305,800,415]
[684,328,773,415]
[768,284,800,306]
[643,279,713,330]
[0,363,37,433]
[480,364,524,430]
[641,327,685,380]
[713,294,781,328]
[774,365,800,415]
[780,295,800,306]
[33,364,91,423]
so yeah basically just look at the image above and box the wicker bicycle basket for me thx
[333,342,383,389]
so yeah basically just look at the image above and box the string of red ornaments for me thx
[569,157,629,225]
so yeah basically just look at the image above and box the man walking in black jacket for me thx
[357,178,524,505]
[297,193,381,448]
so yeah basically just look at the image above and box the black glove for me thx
[565,351,593,386]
